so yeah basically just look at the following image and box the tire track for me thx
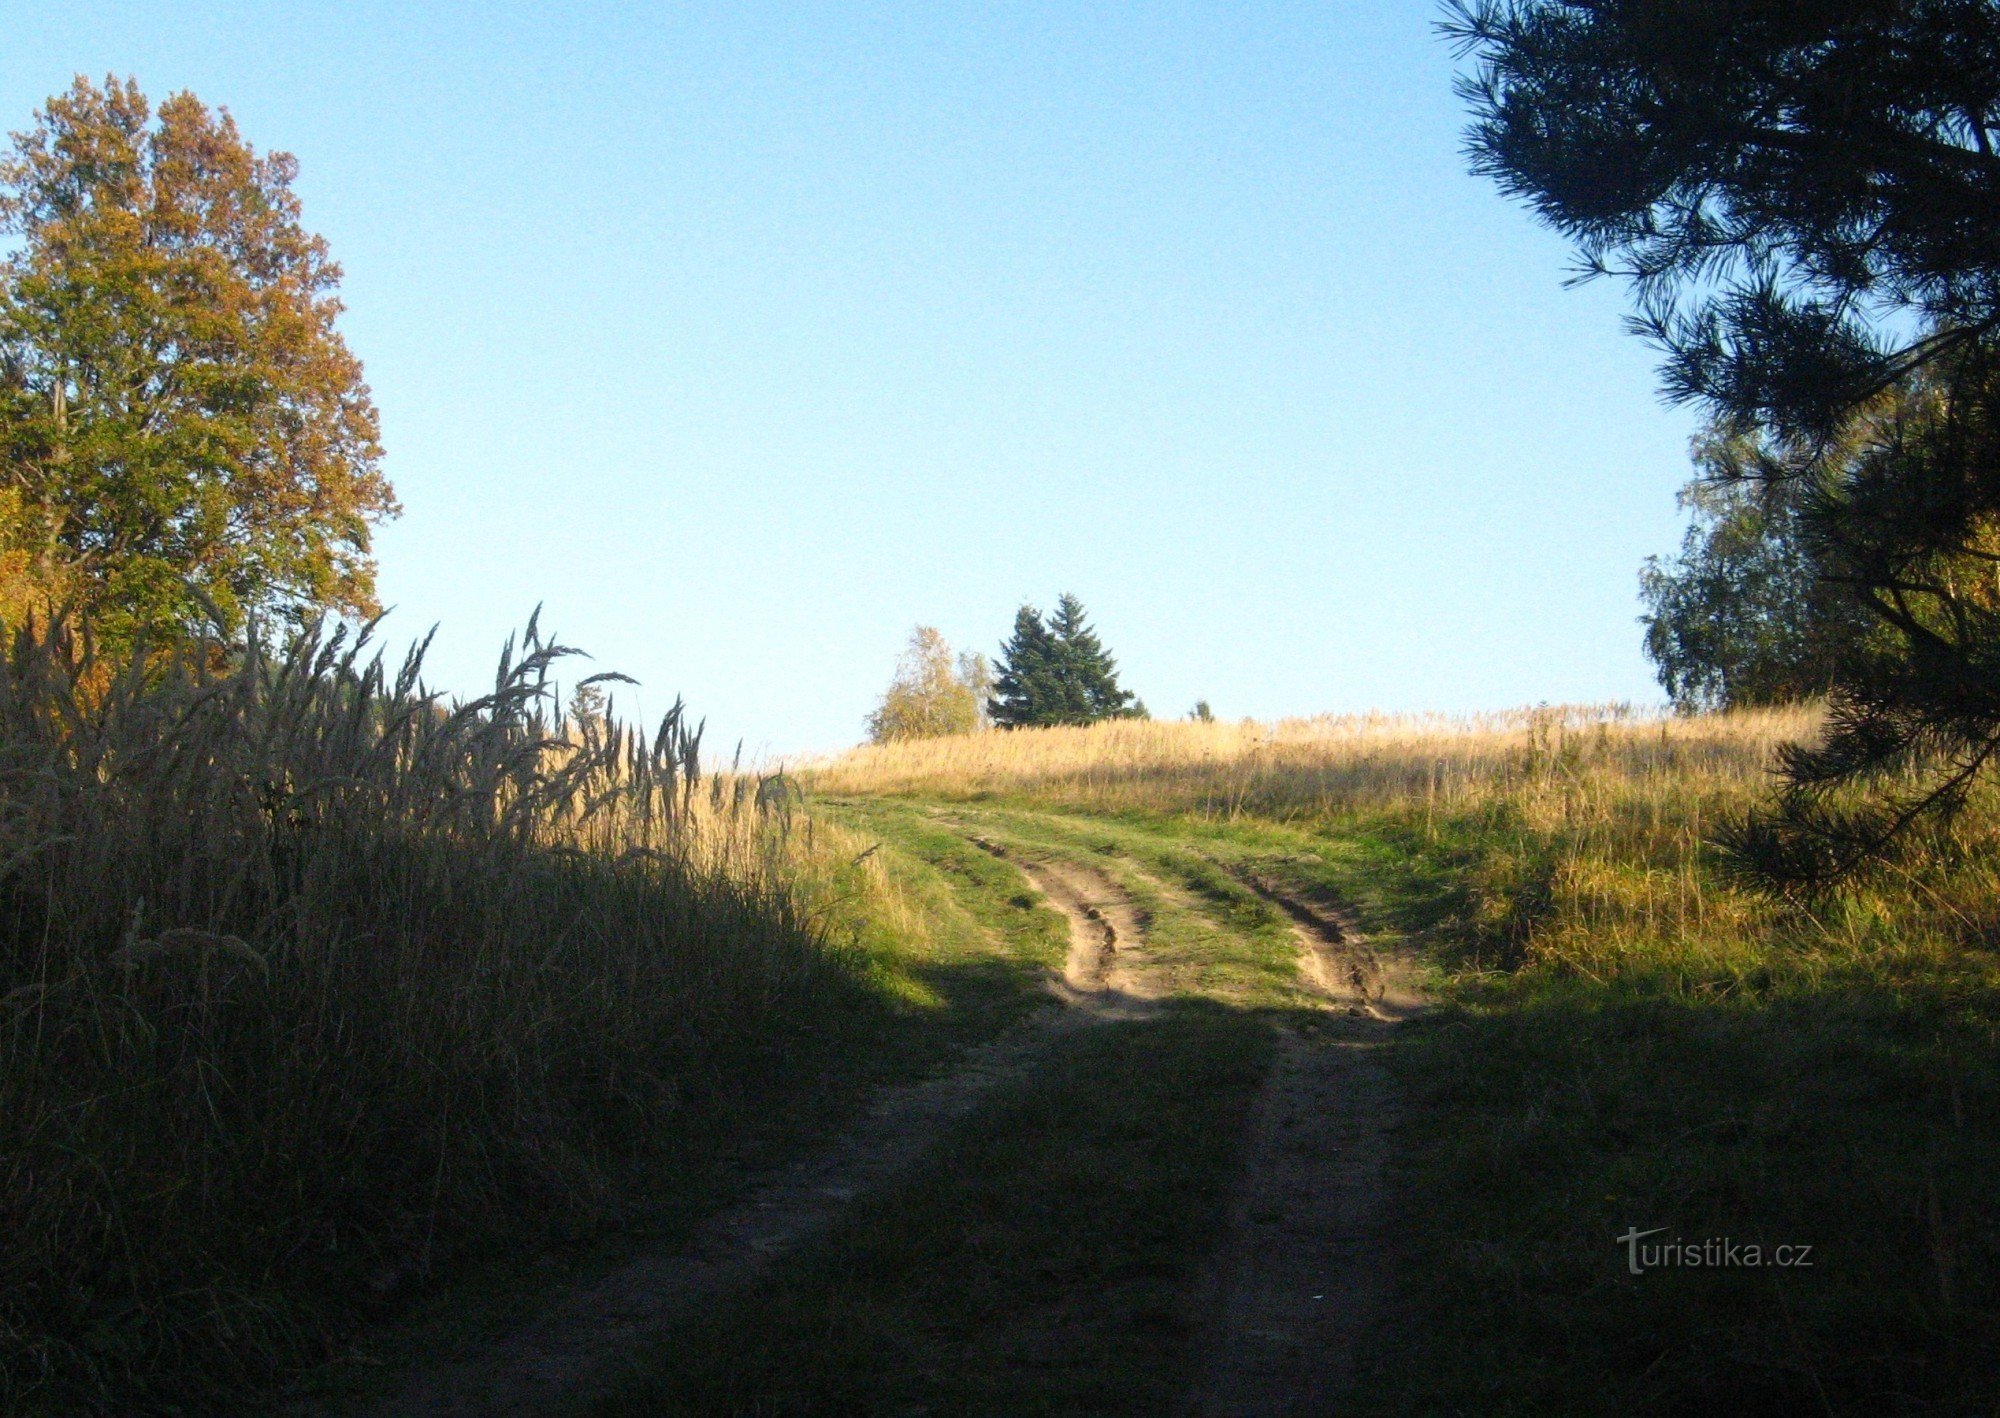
[970,836,1163,1020]
[319,831,1160,1416]
[314,827,1413,1416]
[1234,869,1425,1022]
[1187,867,1425,1417]
[325,1011,1088,1418]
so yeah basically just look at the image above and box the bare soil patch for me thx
[972,838,1164,1019]
[1187,873,1426,1416]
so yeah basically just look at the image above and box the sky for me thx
[2,2,1702,758]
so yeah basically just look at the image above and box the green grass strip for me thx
[598,1007,1274,1416]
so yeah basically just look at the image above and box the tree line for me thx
[1455,0,2000,885]
[867,593,1148,743]
[14,20,1998,893]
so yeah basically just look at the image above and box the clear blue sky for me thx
[5,2,1699,757]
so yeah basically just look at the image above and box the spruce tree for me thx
[989,605,1059,729]
[1048,593,1139,722]
[989,595,1141,728]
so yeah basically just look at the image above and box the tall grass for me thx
[808,702,2000,976]
[805,702,1812,817]
[0,614,858,1413]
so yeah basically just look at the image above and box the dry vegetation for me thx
[807,701,2000,982]
[807,701,1812,815]
[0,614,894,1414]
[809,705,1836,975]
[810,705,2000,1409]
[804,700,2000,996]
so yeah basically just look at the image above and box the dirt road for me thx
[310,808,1421,1416]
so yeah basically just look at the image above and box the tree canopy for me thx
[1641,422,1881,711]
[989,594,1142,729]
[0,76,397,649]
[1450,0,2000,885]
[867,626,988,743]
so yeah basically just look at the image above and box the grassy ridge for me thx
[808,708,2000,1412]
[0,618,1043,1415]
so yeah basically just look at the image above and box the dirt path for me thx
[311,823,1413,1416]
[1237,868,1425,1022]
[973,836,1164,1019]
[331,1019,1083,1416]
[325,839,1158,1417]
[1186,874,1425,1416]
[961,829,1421,1412]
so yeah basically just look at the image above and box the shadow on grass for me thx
[275,948,1066,1417]
[1358,976,2000,1416]
[591,1000,1292,1418]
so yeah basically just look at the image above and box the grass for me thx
[594,1008,1274,1417]
[21,639,1995,1413]
[804,706,2000,1414]
[816,797,1071,1025]
[902,801,1313,1006]
[803,701,1817,823]
[0,616,1053,1415]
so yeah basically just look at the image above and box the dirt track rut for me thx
[1186,871,1425,1417]
[311,821,1420,1417]
[972,837,1164,1018]
[331,834,1160,1416]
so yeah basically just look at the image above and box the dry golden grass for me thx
[805,701,1815,820]
[807,701,2000,986]
[0,615,884,1414]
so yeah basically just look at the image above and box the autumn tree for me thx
[1450,2,2000,884]
[0,76,397,649]
[867,626,985,743]
[956,647,996,730]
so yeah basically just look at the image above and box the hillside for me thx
[16,690,1996,1413]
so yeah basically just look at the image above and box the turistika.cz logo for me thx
[1617,1227,1814,1275]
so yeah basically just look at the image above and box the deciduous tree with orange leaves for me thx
[0,76,397,648]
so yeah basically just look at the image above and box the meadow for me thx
[11,658,1996,1413]
[0,616,1032,1415]
[807,705,2000,1412]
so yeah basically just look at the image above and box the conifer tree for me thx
[1048,593,1139,722]
[1450,1,2000,885]
[988,605,1058,729]
[989,594,1141,728]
